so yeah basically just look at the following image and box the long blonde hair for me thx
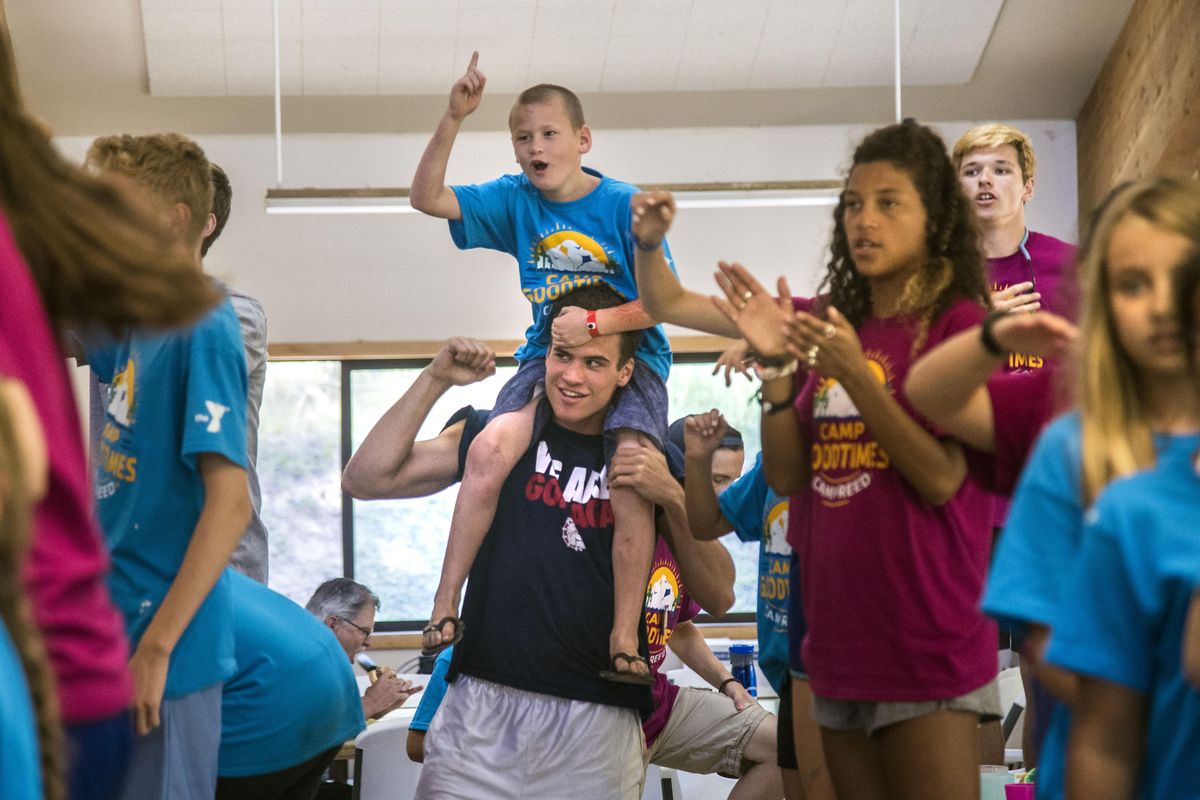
[0,388,64,800]
[1077,176,1200,503]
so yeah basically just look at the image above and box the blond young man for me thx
[953,123,1077,351]
[85,134,250,800]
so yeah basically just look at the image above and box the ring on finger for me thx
[823,323,836,339]
[805,344,820,365]
[742,290,753,301]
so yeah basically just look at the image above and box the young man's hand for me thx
[608,440,681,509]
[720,678,757,712]
[129,643,170,735]
[991,281,1041,314]
[683,410,728,460]
[631,191,675,249]
[426,337,496,387]
[448,51,486,121]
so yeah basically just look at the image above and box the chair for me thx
[642,765,684,800]
[352,715,423,800]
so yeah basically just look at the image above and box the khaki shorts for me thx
[811,678,1002,738]
[645,687,771,779]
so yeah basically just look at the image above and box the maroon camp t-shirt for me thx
[787,297,997,702]
[642,536,700,748]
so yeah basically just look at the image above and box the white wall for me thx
[58,119,1077,346]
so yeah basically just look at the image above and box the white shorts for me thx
[416,674,645,800]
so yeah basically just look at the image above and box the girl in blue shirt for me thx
[984,177,1200,799]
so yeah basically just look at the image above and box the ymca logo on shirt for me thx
[194,400,230,433]
[810,350,895,507]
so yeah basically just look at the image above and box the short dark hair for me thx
[509,84,585,132]
[305,578,380,621]
[549,283,642,365]
[201,163,231,257]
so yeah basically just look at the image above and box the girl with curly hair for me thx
[634,120,997,799]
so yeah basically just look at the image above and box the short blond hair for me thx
[86,133,213,245]
[952,123,1036,184]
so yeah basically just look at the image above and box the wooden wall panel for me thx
[1076,0,1200,219]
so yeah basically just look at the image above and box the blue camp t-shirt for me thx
[449,168,675,380]
[87,298,248,699]
[410,647,454,733]
[218,572,364,777]
[983,412,1200,800]
[1046,438,1200,800]
[718,454,792,694]
[0,620,41,800]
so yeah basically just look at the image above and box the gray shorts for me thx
[493,358,669,458]
[118,683,222,800]
[810,678,1002,738]
[646,688,771,779]
[416,675,645,800]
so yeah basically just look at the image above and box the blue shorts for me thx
[492,358,669,461]
[787,555,809,678]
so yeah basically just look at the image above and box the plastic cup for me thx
[1004,783,1035,800]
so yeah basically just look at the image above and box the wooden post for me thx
[1076,0,1200,223]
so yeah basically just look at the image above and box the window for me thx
[262,353,764,629]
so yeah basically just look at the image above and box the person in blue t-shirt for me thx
[979,177,1200,800]
[84,133,251,800]
[216,572,364,800]
[406,647,454,763]
[680,410,835,800]
[409,53,679,684]
[1045,438,1200,799]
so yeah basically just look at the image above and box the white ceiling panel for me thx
[140,0,1005,97]
[224,38,303,94]
[145,38,227,95]
[302,39,379,94]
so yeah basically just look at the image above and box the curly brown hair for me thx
[819,120,989,338]
[0,21,218,337]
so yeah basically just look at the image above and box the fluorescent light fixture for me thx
[264,190,419,215]
[264,181,842,215]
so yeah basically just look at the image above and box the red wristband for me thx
[586,310,600,337]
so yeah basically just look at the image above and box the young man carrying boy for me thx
[85,133,250,800]
[410,53,677,683]
[348,285,654,798]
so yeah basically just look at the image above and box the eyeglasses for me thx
[336,616,373,645]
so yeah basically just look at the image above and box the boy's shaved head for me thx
[509,84,585,132]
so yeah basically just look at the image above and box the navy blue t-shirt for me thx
[448,419,653,714]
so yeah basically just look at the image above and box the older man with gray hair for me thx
[306,578,416,719]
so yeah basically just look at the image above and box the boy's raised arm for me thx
[410,52,486,220]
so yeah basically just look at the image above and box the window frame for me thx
[269,345,758,632]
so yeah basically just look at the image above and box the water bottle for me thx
[729,644,757,697]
